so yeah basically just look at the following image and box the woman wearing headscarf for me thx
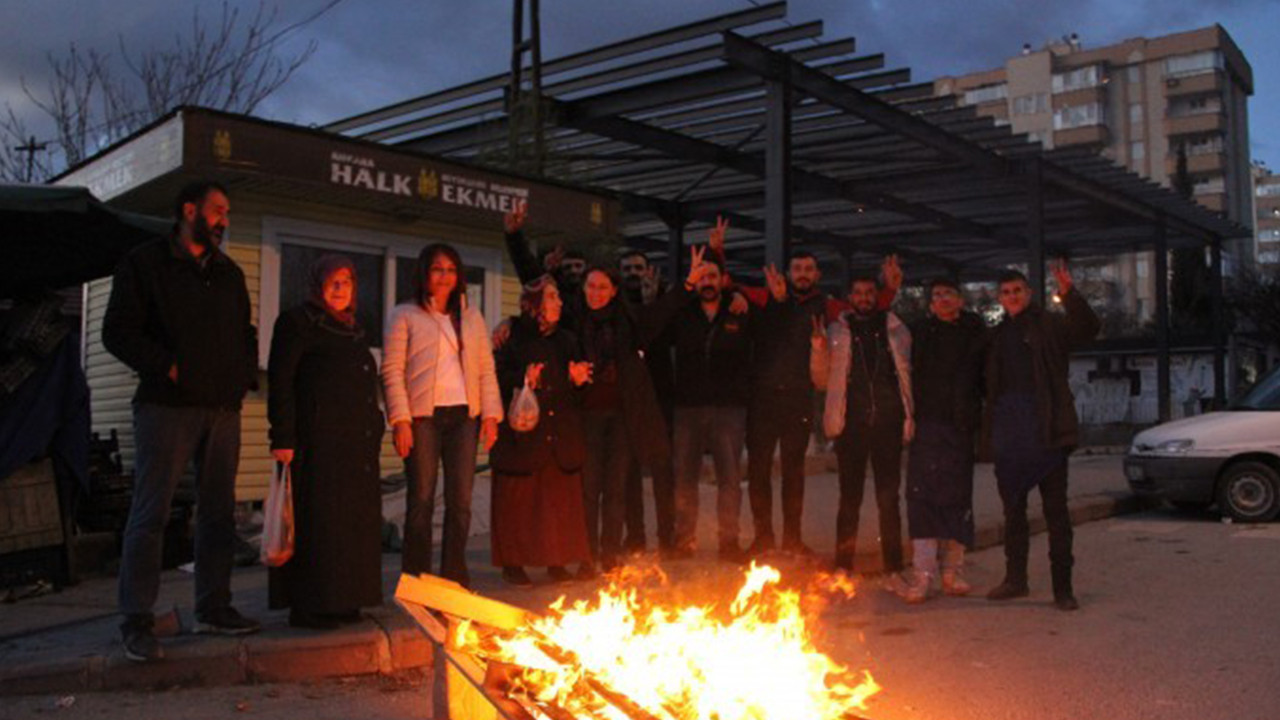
[267,255,383,629]
[382,243,503,589]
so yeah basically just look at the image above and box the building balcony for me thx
[1054,124,1109,147]
[1165,112,1227,137]
[1165,151,1225,175]
[1051,86,1107,109]
[1163,70,1225,98]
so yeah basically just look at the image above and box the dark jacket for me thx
[666,292,752,408]
[102,237,257,410]
[752,290,826,394]
[911,311,988,432]
[490,318,586,476]
[578,288,689,465]
[981,288,1100,451]
[266,304,383,613]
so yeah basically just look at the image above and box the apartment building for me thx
[935,25,1254,323]
[1255,169,1280,268]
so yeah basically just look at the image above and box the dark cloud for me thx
[3,0,1276,167]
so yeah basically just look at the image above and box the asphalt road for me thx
[3,508,1276,720]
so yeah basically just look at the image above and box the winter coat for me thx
[489,318,586,476]
[814,310,914,440]
[380,299,503,425]
[911,311,988,432]
[266,303,383,613]
[665,292,753,408]
[980,288,1101,452]
[751,290,827,394]
[103,237,257,410]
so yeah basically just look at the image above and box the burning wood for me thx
[396,564,879,720]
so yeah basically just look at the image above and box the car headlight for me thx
[1154,439,1195,454]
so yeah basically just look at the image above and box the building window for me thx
[1012,93,1050,115]
[1193,177,1225,195]
[1167,95,1221,118]
[1128,103,1143,125]
[963,83,1008,105]
[1256,183,1280,197]
[1258,228,1280,242]
[1126,65,1142,84]
[1136,258,1150,279]
[1053,103,1104,130]
[1182,135,1224,156]
[1129,141,1145,161]
[1052,65,1102,93]
[1164,51,1223,78]
[258,217,504,367]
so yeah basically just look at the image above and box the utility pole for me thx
[14,135,48,182]
[509,0,544,175]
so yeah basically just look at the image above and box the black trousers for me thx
[746,392,812,544]
[1000,462,1074,595]
[582,410,630,565]
[834,417,904,572]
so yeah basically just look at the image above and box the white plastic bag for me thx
[508,378,540,433]
[260,463,295,567]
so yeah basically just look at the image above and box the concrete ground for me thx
[0,453,1141,699]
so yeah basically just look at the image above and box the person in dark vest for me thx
[983,263,1099,611]
[104,181,260,662]
[267,255,383,629]
[813,273,914,575]
[897,277,988,603]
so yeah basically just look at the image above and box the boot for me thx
[941,541,972,596]
[1051,563,1079,611]
[902,570,935,605]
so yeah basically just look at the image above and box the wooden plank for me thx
[395,573,530,630]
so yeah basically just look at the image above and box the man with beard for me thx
[984,264,1098,611]
[667,250,752,562]
[813,273,914,575]
[104,181,261,662]
[897,278,988,603]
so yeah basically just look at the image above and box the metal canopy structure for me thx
[328,2,1249,411]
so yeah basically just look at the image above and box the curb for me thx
[0,608,431,697]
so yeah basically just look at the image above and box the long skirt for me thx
[491,466,591,567]
[906,420,976,547]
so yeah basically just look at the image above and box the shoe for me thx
[746,534,775,557]
[902,571,935,605]
[986,580,1030,601]
[502,566,534,587]
[289,609,341,630]
[194,606,261,636]
[1054,594,1080,612]
[718,544,747,565]
[122,625,164,663]
[575,563,599,581]
[547,566,573,584]
[781,538,816,558]
[942,569,973,596]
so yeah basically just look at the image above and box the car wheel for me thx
[1216,461,1280,523]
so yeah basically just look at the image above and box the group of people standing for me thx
[104,181,1098,663]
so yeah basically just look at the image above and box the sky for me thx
[2,0,1277,170]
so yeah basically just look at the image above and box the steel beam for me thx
[1027,158,1046,303]
[1154,220,1171,422]
[764,75,793,268]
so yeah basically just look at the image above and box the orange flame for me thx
[458,562,880,720]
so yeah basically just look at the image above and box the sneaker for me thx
[941,569,973,596]
[122,625,164,663]
[986,580,1030,601]
[194,607,261,636]
[546,566,573,584]
[902,572,935,605]
[502,566,534,587]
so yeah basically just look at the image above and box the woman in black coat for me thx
[488,276,593,586]
[267,255,384,629]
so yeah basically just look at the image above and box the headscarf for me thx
[519,274,558,335]
[308,254,358,327]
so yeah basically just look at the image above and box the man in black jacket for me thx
[104,181,260,662]
[983,263,1099,611]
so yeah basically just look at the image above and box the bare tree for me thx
[1,0,342,183]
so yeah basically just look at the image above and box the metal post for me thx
[764,74,792,270]
[529,0,544,174]
[667,209,685,286]
[508,0,525,165]
[1209,240,1226,407]
[1153,221,1171,422]
[1026,159,1046,303]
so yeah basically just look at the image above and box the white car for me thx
[1124,365,1280,522]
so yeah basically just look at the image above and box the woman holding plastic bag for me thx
[267,255,384,630]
